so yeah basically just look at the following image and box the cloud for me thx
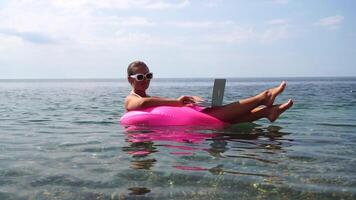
[50,0,190,10]
[204,0,221,7]
[0,0,300,49]
[51,0,130,10]
[0,34,24,50]
[204,27,255,44]
[168,20,233,28]
[166,20,255,44]
[261,19,295,43]
[113,31,178,46]
[271,0,289,4]
[0,29,55,44]
[0,0,161,48]
[260,26,292,43]
[116,17,155,27]
[168,19,297,44]
[143,0,190,9]
[267,19,289,25]
[204,18,295,44]
[315,15,344,29]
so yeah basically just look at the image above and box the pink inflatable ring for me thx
[120,106,227,128]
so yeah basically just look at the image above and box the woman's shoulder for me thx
[124,94,139,111]
[125,93,139,102]
[125,93,150,104]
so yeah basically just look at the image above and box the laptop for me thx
[198,79,226,107]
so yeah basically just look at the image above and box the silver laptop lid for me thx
[211,79,226,107]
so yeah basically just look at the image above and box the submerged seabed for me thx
[0,78,355,199]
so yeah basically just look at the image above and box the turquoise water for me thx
[0,78,355,199]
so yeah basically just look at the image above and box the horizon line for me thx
[1,75,356,80]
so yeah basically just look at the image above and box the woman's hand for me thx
[177,96,205,106]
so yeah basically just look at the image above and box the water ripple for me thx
[1,78,356,199]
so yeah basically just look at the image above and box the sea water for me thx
[0,77,355,199]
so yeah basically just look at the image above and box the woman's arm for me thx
[125,95,199,111]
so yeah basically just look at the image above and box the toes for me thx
[268,99,293,122]
[280,99,293,110]
[281,81,286,87]
[277,81,287,94]
[265,81,287,106]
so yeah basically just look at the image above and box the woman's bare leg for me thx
[232,99,293,123]
[202,81,287,123]
[232,106,268,123]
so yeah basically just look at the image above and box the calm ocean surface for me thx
[0,77,355,199]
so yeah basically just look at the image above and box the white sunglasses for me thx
[130,72,153,81]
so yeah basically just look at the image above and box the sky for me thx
[0,0,355,79]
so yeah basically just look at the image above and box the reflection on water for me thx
[128,187,151,195]
[130,158,157,170]
[122,123,292,196]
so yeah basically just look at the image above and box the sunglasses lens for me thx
[146,73,153,80]
[136,74,144,81]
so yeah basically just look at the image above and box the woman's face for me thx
[128,66,151,91]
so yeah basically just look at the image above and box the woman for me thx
[124,61,293,124]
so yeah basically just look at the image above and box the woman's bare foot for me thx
[263,81,287,107]
[267,99,293,122]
